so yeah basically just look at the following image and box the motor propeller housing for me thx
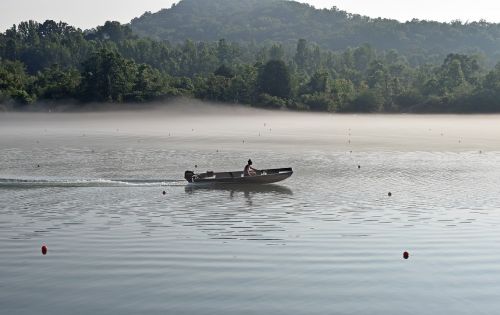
[184,170,195,183]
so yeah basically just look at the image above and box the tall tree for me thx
[257,59,292,99]
[80,49,137,102]
[294,39,308,73]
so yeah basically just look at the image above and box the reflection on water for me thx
[185,183,293,195]
[186,183,293,207]
[181,184,295,241]
[2,111,500,315]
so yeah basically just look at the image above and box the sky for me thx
[2,0,500,31]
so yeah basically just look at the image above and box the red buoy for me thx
[41,245,48,255]
[403,251,409,260]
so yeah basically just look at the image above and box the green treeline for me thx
[2,20,500,112]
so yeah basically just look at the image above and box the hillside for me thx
[130,0,500,63]
[2,18,500,113]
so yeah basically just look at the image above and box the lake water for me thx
[1,106,500,315]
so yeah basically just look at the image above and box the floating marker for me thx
[403,251,409,260]
[358,165,361,169]
[41,245,47,255]
[37,164,40,168]
[195,165,198,168]
[388,192,392,197]
[162,191,166,195]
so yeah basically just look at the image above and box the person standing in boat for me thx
[244,159,258,176]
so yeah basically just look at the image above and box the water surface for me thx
[1,108,500,314]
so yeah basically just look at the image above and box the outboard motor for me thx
[184,170,195,183]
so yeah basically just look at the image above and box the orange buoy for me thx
[403,251,409,259]
[41,245,47,255]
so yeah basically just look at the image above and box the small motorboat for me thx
[184,168,293,185]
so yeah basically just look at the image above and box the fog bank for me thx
[1,103,499,152]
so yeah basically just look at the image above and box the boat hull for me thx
[185,168,293,185]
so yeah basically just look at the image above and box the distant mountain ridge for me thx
[130,0,500,62]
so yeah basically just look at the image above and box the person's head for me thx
[248,159,252,165]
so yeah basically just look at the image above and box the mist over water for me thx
[2,103,499,152]
[1,104,500,315]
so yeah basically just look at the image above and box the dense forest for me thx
[2,1,500,112]
[132,0,500,65]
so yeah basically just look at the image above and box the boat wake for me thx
[0,177,185,188]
